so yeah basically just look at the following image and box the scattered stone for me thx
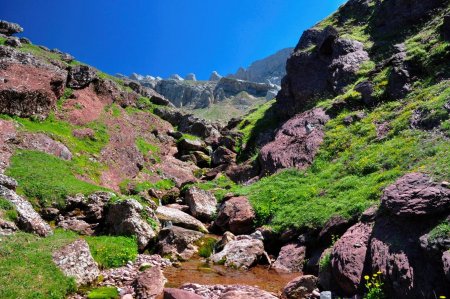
[164,288,206,299]
[272,243,306,273]
[67,65,97,89]
[72,128,95,140]
[19,37,31,44]
[180,283,278,299]
[52,239,100,286]
[157,226,204,260]
[57,217,94,235]
[211,235,266,269]
[0,185,52,236]
[61,53,74,63]
[185,187,217,221]
[214,196,255,235]
[211,146,236,166]
[282,275,318,299]
[156,206,208,233]
[0,20,23,36]
[0,218,18,235]
[5,37,21,48]
[177,138,207,153]
[18,132,72,160]
[381,173,450,217]
[134,265,166,299]
[105,199,160,251]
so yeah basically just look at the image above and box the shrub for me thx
[85,235,138,269]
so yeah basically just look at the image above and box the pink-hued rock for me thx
[281,275,318,299]
[443,251,450,282]
[72,128,95,139]
[180,283,278,299]
[0,119,16,173]
[185,187,217,221]
[381,173,450,217]
[164,288,207,299]
[0,46,66,118]
[214,196,255,235]
[134,265,166,299]
[18,132,72,160]
[259,108,329,175]
[272,243,306,273]
[331,222,373,295]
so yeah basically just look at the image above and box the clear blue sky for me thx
[2,0,346,80]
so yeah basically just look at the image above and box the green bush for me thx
[87,287,119,299]
[0,230,78,299]
[85,235,138,269]
[6,150,106,208]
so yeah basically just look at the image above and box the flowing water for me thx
[163,258,300,296]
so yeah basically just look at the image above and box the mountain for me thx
[0,0,450,298]
[227,47,294,85]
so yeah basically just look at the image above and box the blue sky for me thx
[2,0,346,80]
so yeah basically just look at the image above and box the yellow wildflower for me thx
[364,275,370,280]
[377,271,382,275]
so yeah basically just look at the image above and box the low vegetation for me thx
[85,235,138,269]
[428,221,450,241]
[6,150,106,208]
[0,196,18,222]
[86,287,119,299]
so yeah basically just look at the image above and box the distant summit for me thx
[227,48,293,85]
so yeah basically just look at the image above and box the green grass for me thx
[237,82,450,231]
[319,251,332,271]
[85,236,138,269]
[119,178,175,195]
[6,150,106,208]
[0,196,18,222]
[236,99,278,160]
[0,37,6,45]
[428,221,450,241]
[184,175,237,202]
[87,287,119,299]
[196,237,218,258]
[0,230,78,299]
[136,137,160,161]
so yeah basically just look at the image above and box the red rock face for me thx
[259,108,329,175]
[0,63,66,118]
[331,222,373,295]
[381,172,450,217]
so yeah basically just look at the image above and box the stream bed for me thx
[163,257,300,296]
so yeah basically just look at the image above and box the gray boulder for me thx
[156,206,208,233]
[184,187,217,221]
[0,174,17,190]
[0,185,52,236]
[67,65,97,89]
[52,239,100,286]
[105,199,160,251]
[157,226,204,260]
[0,20,23,36]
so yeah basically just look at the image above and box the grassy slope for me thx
[0,230,138,299]
[235,2,450,231]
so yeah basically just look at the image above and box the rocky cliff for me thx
[227,47,293,85]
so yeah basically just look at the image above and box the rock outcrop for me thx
[259,108,330,175]
[0,20,23,36]
[214,196,255,235]
[0,46,67,118]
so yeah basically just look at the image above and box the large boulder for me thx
[156,226,204,260]
[134,265,166,299]
[276,27,368,117]
[0,185,52,236]
[52,239,100,286]
[18,132,72,160]
[0,46,67,118]
[184,187,217,221]
[57,217,94,235]
[211,235,266,269]
[214,196,255,235]
[180,283,278,299]
[0,20,23,36]
[156,206,208,233]
[67,65,98,89]
[211,146,236,166]
[272,243,306,273]
[260,108,329,175]
[381,173,450,217]
[386,44,411,100]
[105,199,160,251]
[331,222,373,295]
[281,275,318,299]
[0,174,17,190]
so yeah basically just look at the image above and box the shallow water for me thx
[163,258,300,296]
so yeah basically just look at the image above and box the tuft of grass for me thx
[0,230,78,299]
[86,287,119,299]
[319,251,332,271]
[196,237,218,258]
[0,197,18,222]
[85,236,138,269]
[136,137,160,161]
[428,221,450,241]
[6,150,106,208]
